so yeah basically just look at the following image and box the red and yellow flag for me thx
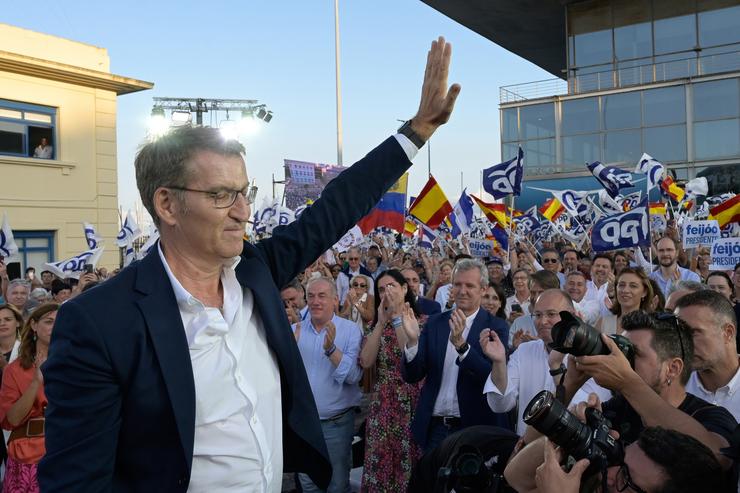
[403,218,418,237]
[539,198,565,222]
[471,195,510,228]
[709,195,740,228]
[649,202,667,216]
[660,176,685,203]
[408,176,453,230]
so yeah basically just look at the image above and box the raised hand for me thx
[535,439,590,493]
[409,37,461,142]
[401,302,420,346]
[448,309,466,349]
[479,329,506,363]
[294,321,302,343]
[323,321,336,351]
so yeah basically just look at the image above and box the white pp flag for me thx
[634,153,664,190]
[0,213,19,260]
[332,225,363,253]
[138,225,160,259]
[44,248,104,280]
[83,222,103,249]
[685,177,709,198]
[116,211,142,247]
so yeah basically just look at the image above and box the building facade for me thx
[0,23,152,271]
[423,0,740,209]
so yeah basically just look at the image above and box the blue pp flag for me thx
[591,199,650,252]
[489,224,509,251]
[513,206,541,234]
[587,161,633,198]
[449,189,475,238]
[482,147,523,199]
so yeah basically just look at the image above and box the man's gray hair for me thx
[669,280,707,295]
[306,276,338,297]
[452,258,488,287]
[134,126,246,227]
[7,279,30,292]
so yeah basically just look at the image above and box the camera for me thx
[549,312,635,367]
[523,390,624,473]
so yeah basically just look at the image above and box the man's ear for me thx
[153,188,180,227]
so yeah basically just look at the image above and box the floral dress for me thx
[361,322,422,492]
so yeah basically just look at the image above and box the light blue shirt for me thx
[649,266,701,298]
[292,314,363,419]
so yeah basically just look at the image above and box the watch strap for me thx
[455,342,470,355]
[397,120,426,149]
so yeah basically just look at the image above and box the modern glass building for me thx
[423,0,740,208]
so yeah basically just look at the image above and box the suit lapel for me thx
[134,248,195,470]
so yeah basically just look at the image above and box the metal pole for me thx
[427,139,431,176]
[334,0,343,166]
[272,173,276,199]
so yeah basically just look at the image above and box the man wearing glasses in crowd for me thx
[337,246,374,305]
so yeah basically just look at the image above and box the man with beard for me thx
[650,236,700,298]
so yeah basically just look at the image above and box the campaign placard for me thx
[709,237,740,271]
[682,220,721,249]
[468,239,493,258]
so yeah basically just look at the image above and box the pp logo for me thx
[517,217,534,232]
[600,214,647,247]
[486,163,518,195]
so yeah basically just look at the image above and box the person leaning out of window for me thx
[0,303,59,492]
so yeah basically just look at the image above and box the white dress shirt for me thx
[686,365,740,421]
[404,309,476,417]
[504,295,530,318]
[159,245,282,493]
[435,283,452,309]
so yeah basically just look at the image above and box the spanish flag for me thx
[660,176,685,203]
[403,218,418,237]
[471,195,510,228]
[539,198,565,222]
[709,195,740,228]
[649,202,667,216]
[408,176,453,230]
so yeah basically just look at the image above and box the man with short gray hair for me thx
[402,258,510,451]
[665,280,707,311]
[5,279,30,314]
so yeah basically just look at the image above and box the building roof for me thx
[421,0,567,78]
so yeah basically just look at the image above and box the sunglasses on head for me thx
[653,312,687,362]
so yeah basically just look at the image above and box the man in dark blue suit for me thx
[39,37,461,492]
[401,258,510,453]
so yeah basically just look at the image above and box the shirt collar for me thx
[309,314,336,334]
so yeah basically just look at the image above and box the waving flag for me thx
[357,173,408,234]
[709,194,740,228]
[116,210,142,247]
[418,223,437,250]
[591,200,650,252]
[539,198,565,222]
[332,225,364,253]
[482,147,523,199]
[587,161,633,198]
[83,222,103,250]
[489,224,509,251]
[513,206,541,234]
[44,247,105,279]
[403,218,418,237]
[0,213,19,259]
[293,200,313,219]
[635,153,664,190]
[649,202,667,216]
[660,176,685,203]
[550,189,590,217]
[685,177,709,198]
[619,191,643,212]
[408,176,453,230]
[138,225,160,259]
[598,190,623,216]
[471,195,510,228]
[449,189,475,238]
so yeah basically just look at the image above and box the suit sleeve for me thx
[401,321,430,384]
[457,315,502,385]
[38,300,121,492]
[256,137,412,289]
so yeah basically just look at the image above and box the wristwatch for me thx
[397,119,426,149]
[455,342,470,355]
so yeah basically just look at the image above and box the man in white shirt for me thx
[565,271,599,325]
[584,254,613,304]
[650,236,701,298]
[40,37,462,492]
[677,290,740,421]
[508,270,559,350]
[33,137,53,159]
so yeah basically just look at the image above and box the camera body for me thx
[524,391,624,473]
[549,311,635,367]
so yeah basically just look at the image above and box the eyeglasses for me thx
[542,258,559,264]
[348,257,360,261]
[615,462,648,493]
[351,283,367,288]
[167,185,258,209]
[654,312,687,363]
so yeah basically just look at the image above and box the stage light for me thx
[148,106,168,137]
[219,119,239,140]
[263,111,273,123]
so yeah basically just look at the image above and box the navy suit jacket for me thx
[416,296,441,317]
[39,137,411,492]
[402,309,510,448]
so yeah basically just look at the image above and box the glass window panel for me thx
[654,53,699,80]
[521,139,556,167]
[24,238,49,248]
[615,23,652,60]
[642,125,687,162]
[574,30,614,67]
[699,44,740,75]
[654,15,697,55]
[23,112,52,123]
[643,86,686,126]
[563,133,601,166]
[693,79,740,121]
[605,129,641,164]
[502,108,518,142]
[574,64,615,92]
[603,91,641,129]
[0,109,22,119]
[520,104,555,140]
[562,98,599,134]
[617,60,654,86]
[699,5,740,47]
[695,119,740,159]
[25,250,51,275]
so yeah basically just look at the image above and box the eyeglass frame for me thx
[351,282,367,288]
[166,185,258,209]
[542,257,560,264]
[615,461,648,493]
[653,312,687,363]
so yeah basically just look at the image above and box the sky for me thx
[3,0,552,222]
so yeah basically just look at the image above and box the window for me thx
[502,108,518,142]
[699,5,740,48]
[605,129,641,164]
[643,125,687,162]
[603,92,641,130]
[693,79,740,121]
[643,86,685,126]
[613,0,652,60]
[519,104,555,140]
[13,231,55,274]
[695,119,740,159]
[563,134,601,166]
[0,100,56,159]
[562,98,600,134]
[654,14,697,55]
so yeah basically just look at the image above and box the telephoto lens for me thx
[549,312,635,367]
[523,391,593,459]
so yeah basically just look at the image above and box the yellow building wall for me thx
[0,25,139,271]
